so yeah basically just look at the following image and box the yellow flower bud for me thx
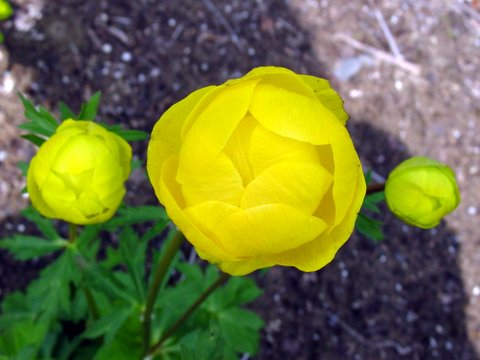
[385,157,460,229]
[27,120,132,225]
[147,66,366,275]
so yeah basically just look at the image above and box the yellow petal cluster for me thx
[147,66,365,275]
[385,157,460,229]
[27,120,132,224]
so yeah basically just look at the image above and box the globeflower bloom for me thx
[385,157,460,229]
[27,120,132,225]
[147,66,365,275]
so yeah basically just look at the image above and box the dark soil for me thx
[0,0,478,359]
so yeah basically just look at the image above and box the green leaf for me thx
[104,206,168,229]
[77,92,101,120]
[355,213,384,242]
[21,206,59,240]
[93,338,141,360]
[109,129,148,142]
[58,101,76,120]
[119,227,146,301]
[20,134,45,146]
[27,250,80,319]
[216,308,264,355]
[98,122,149,142]
[17,161,29,176]
[0,319,47,359]
[180,324,224,360]
[83,306,133,343]
[18,122,54,137]
[18,93,57,136]
[0,235,67,260]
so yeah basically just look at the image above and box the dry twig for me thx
[334,33,421,76]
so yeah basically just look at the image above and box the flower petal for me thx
[299,75,348,124]
[147,86,214,193]
[181,153,244,207]
[159,156,234,262]
[218,204,327,257]
[219,258,275,276]
[244,66,316,99]
[183,200,241,260]
[268,164,365,271]
[241,162,332,215]
[249,84,339,145]
[177,79,259,183]
[248,123,319,177]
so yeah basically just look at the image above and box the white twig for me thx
[334,33,421,76]
[373,8,404,60]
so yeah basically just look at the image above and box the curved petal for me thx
[218,204,327,257]
[299,75,348,124]
[177,79,259,183]
[159,156,234,262]
[241,162,332,215]
[243,66,316,99]
[182,153,244,207]
[147,86,214,192]
[327,124,365,226]
[183,200,242,259]
[249,84,339,145]
[268,165,365,271]
[222,114,257,185]
[219,258,275,276]
[248,123,319,177]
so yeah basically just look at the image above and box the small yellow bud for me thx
[385,157,460,229]
[27,120,132,224]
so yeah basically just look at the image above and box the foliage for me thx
[0,95,263,359]
[355,170,385,242]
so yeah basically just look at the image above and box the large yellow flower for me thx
[27,120,132,225]
[147,67,365,275]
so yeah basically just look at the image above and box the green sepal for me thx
[77,92,101,121]
[18,93,58,137]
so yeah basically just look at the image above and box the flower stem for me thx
[142,230,185,356]
[67,222,100,321]
[366,182,385,195]
[68,223,77,243]
[148,271,230,356]
[82,286,100,320]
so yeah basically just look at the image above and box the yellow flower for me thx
[147,66,365,275]
[385,157,460,229]
[27,120,132,224]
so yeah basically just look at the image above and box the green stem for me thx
[142,230,185,356]
[366,182,385,195]
[68,223,77,243]
[148,271,230,356]
[68,222,100,321]
[82,286,100,320]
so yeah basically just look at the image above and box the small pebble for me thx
[395,80,403,91]
[467,206,477,216]
[102,43,113,54]
[0,150,8,162]
[121,52,132,62]
[349,89,363,98]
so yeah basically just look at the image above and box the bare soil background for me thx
[0,0,479,359]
